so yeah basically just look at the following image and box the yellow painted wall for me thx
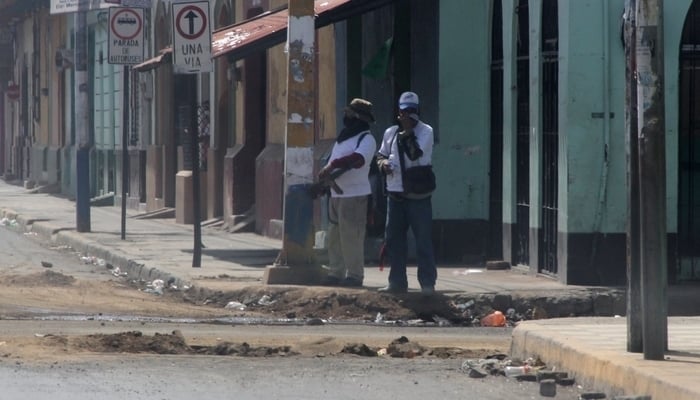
[317,25,336,141]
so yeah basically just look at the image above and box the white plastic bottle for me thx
[504,365,531,377]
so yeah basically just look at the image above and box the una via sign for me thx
[171,1,212,74]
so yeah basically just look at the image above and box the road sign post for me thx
[108,6,144,240]
[171,1,211,267]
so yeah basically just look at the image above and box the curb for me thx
[1,207,190,290]
[511,321,700,400]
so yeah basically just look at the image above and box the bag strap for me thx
[395,130,408,189]
[355,131,370,150]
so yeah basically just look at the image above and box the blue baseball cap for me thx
[398,91,419,110]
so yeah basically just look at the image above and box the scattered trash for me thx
[480,310,507,327]
[145,279,165,295]
[0,218,17,227]
[78,254,108,268]
[377,348,387,356]
[504,365,532,377]
[23,232,37,236]
[452,268,484,276]
[432,314,452,327]
[111,267,127,277]
[454,299,475,311]
[461,355,559,385]
[40,261,53,268]
[224,301,247,310]
[375,312,384,323]
[257,295,276,306]
[80,255,95,264]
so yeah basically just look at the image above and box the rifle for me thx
[308,167,350,199]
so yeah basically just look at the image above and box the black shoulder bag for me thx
[396,134,436,195]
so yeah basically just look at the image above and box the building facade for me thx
[2,0,699,286]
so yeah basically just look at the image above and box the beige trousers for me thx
[326,195,368,280]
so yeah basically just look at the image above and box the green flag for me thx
[362,37,393,80]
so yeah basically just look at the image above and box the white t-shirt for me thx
[377,121,434,193]
[325,131,377,198]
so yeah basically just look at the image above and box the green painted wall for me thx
[436,1,491,221]
[436,0,691,240]
[559,0,690,234]
[558,0,625,234]
[665,0,693,234]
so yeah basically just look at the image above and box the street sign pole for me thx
[171,1,212,267]
[75,10,91,233]
[108,5,145,240]
[121,65,130,240]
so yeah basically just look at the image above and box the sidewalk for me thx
[512,317,700,400]
[0,180,592,297]
[1,180,699,398]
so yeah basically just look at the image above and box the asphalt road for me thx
[0,222,589,399]
[0,354,586,400]
[0,220,113,282]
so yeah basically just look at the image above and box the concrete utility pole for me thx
[635,0,668,361]
[264,0,318,284]
[75,11,91,232]
[624,0,643,354]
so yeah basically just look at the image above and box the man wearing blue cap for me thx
[376,91,437,296]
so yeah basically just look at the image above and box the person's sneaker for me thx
[320,275,341,286]
[377,284,408,294]
[340,276,363,287]
[421,286,435,296]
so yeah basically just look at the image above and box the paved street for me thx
[1,179,700,399]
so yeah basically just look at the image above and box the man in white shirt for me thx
[376,91,437,295]
[318,98,377,287]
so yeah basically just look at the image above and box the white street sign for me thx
[171,1,212,74]
[108,7,145,65]
[120,0,152,8]
[50,0,113,14]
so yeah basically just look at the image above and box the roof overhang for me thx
[213,0,396,62]
[133,48,172,72]
[134,0,395,72]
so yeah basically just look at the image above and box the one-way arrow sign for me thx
[184,10,199,36]
[171,1,212,73]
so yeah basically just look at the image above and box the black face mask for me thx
[337,117,369,143]
[343,116,358,128]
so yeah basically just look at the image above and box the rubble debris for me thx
[540,379,557,397]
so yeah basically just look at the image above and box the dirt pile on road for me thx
[33,330,491,359]
[1,270,76,286]
[176,285,469,324]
